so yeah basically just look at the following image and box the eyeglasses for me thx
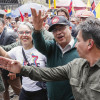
[11,21,16,24]
[18,31,31,35]
[11,22,16,25]
[52,26,67,33]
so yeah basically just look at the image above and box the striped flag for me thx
[91,0,95,10]
[68,0,72,16]
[91,0,96,17]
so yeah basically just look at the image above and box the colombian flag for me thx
[91,0,96,17]
[68,0,72,16]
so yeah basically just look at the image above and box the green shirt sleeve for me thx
[20,64,71,82]
[20,58,85,82]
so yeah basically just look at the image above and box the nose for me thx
[56,30,62,35]
[23,32,26,36]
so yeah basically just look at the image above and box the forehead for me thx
[18,24,31,31]
[57,11,66,16]
[11,21,16,23]
[53,24,66,28]
[77,30,83,39]
[71,18,76,21]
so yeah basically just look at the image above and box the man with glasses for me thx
[32,9,79,100]
[56,7,76,38]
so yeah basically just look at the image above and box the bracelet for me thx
[33,28,43,33]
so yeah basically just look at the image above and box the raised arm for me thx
[31,8,48,31]
[31,8,53,56]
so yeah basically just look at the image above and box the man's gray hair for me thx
[77,17,100,49]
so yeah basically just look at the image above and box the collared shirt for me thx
[21,58,100,100]
[56,37,74,54]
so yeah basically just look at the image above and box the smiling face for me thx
[52,25,72,48]
[18,24,33,48]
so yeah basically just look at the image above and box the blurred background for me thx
[0,0,99,10]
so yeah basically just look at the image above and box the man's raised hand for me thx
[31,8,48,31]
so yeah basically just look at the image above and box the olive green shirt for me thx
[21,58,100,100]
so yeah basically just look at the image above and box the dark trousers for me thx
[19,88,48,100]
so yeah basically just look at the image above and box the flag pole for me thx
[87,0,91,10]
[49,0,51,9]
[54,0,56,9]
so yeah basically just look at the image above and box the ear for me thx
[87,39,94,50]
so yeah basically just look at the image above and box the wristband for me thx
[33,28,43,33]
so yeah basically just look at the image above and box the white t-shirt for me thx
[8,46,47,92]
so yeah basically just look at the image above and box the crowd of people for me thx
[0,6,100,100]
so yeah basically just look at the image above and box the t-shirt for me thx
[8,46,47,92]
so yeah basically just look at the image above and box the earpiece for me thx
[88,43,91,46]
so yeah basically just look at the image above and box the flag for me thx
[87,0,91,11]
[95,1,100,18]
[6,9,11,17]
[7,9,11,13]
[72,5,75,15]
[68,0,72,16]
[49,0,51,9]
[91,0,95,10]
[91,0,96,17]
[93,9,96,17]
[4,10,7,13]
[19,9,24,22]
[54,0,56,9]
[87,0,91,8]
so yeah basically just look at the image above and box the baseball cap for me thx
[80,10,94,18]
[48,16,70,32]
[75,10,85,17]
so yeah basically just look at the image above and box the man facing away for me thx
[0,17,100,100]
